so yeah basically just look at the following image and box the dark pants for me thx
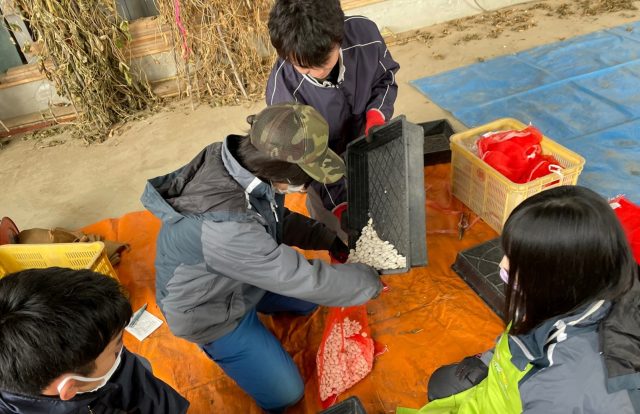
[201,293,317,413]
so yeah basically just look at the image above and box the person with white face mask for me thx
[55,347,124,397]
[0,268,189,414]
[142,103,382,413]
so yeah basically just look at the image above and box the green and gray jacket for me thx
[141,136,381,346]
[399,279,640,414]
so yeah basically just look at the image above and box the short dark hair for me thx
[0,268,132,395]
[230,134,312,186]
[502,186,637,335]
[268,0,344,68]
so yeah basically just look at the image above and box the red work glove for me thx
[331,202,348,223]
[365,108,385,136]
[329,202,349,264]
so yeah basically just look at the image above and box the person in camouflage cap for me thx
[250,103,345,185]
[141,102,382,412]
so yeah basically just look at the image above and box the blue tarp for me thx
[411,22,640,202]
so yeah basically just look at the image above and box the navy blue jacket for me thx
[0,348,189,414]
[266,16,400,155]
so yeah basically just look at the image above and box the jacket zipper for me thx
[270,201,279,223]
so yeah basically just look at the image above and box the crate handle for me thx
[549,164,564,179]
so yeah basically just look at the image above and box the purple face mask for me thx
[499,267,509,284]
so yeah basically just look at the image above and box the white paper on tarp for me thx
[125,311,163,341]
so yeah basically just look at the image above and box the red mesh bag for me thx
[481,149,531,183]
[610,196,640,265]
[477,126,543,160]
[316,305,384,408]
[477,126,563,184]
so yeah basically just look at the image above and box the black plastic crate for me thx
[346,116,427,274]
[451,238,505,318]
[419,119,454,165]
[318,396,367,414]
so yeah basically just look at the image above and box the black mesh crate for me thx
[318,397,367,414]
[451,238,505,318]
[420,119,454,166]
[346,116,427,274]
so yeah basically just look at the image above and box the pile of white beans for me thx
[347,218,407,270]
[317,317,372,401]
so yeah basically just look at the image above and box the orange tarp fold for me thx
[82,164,504,413]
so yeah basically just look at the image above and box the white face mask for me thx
[273,183,307,194]
[56,347,123,395]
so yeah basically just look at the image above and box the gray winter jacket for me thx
[141,136,382,345]
[505,278,640,413]
[266,15,399,155]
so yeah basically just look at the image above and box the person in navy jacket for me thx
[0,268,189,414]
[266,0,400,241]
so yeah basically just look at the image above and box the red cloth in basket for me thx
[477,126,563,184]
[610,196,640,265]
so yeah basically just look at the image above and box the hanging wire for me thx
[467,0,489,12]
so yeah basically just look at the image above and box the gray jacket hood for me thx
[141,136,274,224]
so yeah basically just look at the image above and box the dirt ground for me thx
[1,0,638,231]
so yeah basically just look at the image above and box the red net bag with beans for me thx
[316,305,383,408]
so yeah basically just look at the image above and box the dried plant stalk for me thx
[156,0,275,105]
[15,0,156,142]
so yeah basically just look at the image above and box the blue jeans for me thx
[201,292,317,413]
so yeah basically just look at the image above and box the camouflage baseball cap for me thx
[250,103,345,184]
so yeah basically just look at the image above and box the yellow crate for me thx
[0,242,118,280]
[450,118,585,233]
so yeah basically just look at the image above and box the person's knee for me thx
[427,356,488,402]
[261,373,304,412]
[427,364,458,401]
[295,302,318,316]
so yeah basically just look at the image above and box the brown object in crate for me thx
[0,217,20,246]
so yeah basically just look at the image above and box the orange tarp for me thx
[82,164,504,413]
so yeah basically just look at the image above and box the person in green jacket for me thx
[399,185,640,414]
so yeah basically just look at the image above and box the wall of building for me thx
[349,0,530,32]
[0,80,68,120]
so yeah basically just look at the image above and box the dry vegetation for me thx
[391,0,637,47]
[8,0,637,142]
[15,1,156,143]
[155,0,273,105]
[13,0,274,142]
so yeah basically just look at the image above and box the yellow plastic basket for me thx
[450,118,585,233]
[0,242,118,280]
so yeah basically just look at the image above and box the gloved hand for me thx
[365,108,385,136]
[371,279,389,299]
[328,237,349,264]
